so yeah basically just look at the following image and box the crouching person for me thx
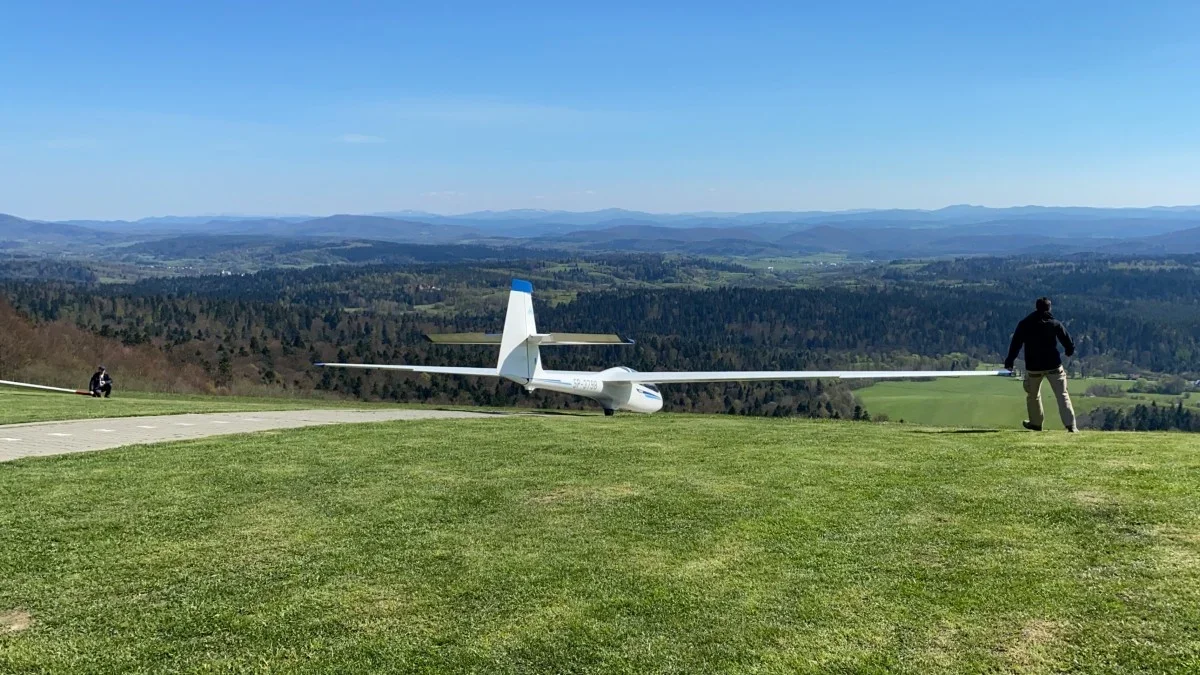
[89,365,113,398]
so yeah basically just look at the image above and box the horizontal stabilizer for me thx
[530,333,633,346]
[425,333,502,345]
[425,332,632,346]
[315,363,499,377]
[599,369,1011,384]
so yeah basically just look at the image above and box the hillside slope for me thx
[0,213,109,245]
[0,298,208,392]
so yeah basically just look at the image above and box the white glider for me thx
[317,279,1010,415]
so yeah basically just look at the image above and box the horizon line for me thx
[15,203,1200,223]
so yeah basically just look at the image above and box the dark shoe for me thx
[1022,420,1042,431]
[1066,427,1078,433]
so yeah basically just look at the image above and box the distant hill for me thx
[561,222,1123,257]
[61,215,313,232]
[0,214,109,245]
[398,204,1200,231]
[56,204,1200,232]
[562,224,769,243]
[60,214,478,243]
[290,215,476,242]
[119,235,305,258]
[1104,226,1200,254]
[961,217,1200,238]
[10,205,1200,259]
[777,225,1121,256]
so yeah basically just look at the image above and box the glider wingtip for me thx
[511,278,533,293]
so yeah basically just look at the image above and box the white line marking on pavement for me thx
[95,429,114,432]
[48,433,72,437]
[136,425,158,429]
[1,438,22,442]
[175,422,195,426]
[243,418,264,422]
[212,421,229,424]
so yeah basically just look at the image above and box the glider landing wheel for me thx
[603,408,615,417]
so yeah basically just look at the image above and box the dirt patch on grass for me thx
[1151,524,1200,568]
[0,610,32,633]
[1152,523,1200,545]
[997,618,1067,671]
[919,621,965,669]
[1102,458,1153,471]
[1072,491,1115,507]
[901,510,956,527]
[676,543,759,579]
[528,484,638,505]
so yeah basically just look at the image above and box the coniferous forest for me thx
[2,252,1198,426]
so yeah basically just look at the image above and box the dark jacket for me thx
[89,372,112,390]
[1005,310,1074,372]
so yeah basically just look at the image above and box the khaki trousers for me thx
[1024,366,1076,431]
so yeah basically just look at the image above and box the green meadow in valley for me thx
[853,376,1198,429]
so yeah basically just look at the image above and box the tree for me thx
[216,352,232,387]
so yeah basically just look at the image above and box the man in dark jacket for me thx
[88,366,113,398]
[1005,297,1076,432]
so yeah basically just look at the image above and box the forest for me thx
[1,252,1198,425]
[1083,402,1200,432]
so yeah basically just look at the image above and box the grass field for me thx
[2,415,1200,672]
[0,388,400,426]
[854,376,1196,429]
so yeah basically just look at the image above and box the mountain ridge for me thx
[6,207,1200,257]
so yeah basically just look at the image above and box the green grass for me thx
[854,376,1196,429]
[0,388,397,426]
[2,415,1200,672]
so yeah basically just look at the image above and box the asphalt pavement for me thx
[0,409,497,462]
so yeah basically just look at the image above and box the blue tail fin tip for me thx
[511,279,533,293]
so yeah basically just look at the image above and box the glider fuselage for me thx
[517,368,663,414]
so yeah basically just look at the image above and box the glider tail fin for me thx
[497,279,541,383]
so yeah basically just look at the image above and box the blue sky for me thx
[2,1,1199,220]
